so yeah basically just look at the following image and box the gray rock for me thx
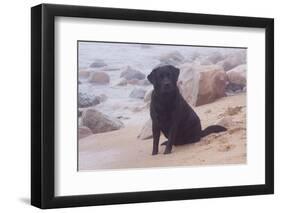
[226,82,244,93]
[129,88,146,99]
[137,119,153,140]
[218,51,246,71]
[78,91,100,108]
[226,64,246,86]
[90,59,107,68]
[82,108,124,134]
[96,94,107,103]
[159,51,184,66]
[207,51,225,64]
[120,66,145,80]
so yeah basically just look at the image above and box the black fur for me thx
[147,65,227,155]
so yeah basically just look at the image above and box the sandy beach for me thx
[79,93,246,171]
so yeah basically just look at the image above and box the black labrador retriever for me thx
[147,65,227,155]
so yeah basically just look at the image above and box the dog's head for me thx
[147,65,180,94]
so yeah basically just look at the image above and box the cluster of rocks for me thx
[157,50,247,106]
[78,61,152,140]
[78,50,246,140]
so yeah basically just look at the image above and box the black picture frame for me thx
[31,3,274,209]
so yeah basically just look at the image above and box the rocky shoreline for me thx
[78,49,246,140]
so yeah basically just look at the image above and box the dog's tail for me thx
[201,125,227,138]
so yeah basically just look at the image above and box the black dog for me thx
[147,65,227,155]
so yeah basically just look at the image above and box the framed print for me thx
[31,3,274,209]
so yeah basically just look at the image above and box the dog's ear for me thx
[147,69,156,85]
[173,67,180,81]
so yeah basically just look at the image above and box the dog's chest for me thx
[155,109,173,132]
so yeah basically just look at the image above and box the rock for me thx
[199,57,213,65]
[89,71,110,84]
[78,108,84,117]
[78,90,100,108]
[218,51,246,71]
[82,108,124,134]
[207,51,225,64]
[78,126,92,139]
[120,66,145,80]
[129,88,146,99]
[226,64,246,86]
[144,88,153,102]
[138,79,151,86]
[196,66,227,106]
[79,70,91,79]
[130,103,149,112]
[226,82,244,93]
[127,79,139,85]
[138,119,153,140]
[178,63,227,106]
[115,78,127,86]
[96,94,107,103]
[216,116,234,128]
[159,51,184,66]
[89,59,107,68]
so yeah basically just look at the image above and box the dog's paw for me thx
[163,148,172,154]
[152,149,158,155]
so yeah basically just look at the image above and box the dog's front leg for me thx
[152,122,160,155]
[164,124,177,154]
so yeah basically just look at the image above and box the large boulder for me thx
[89,71,110,84]
[159,51,184,66]
[78,126,92,139]
[129,88,146,99]
[178,63,227,106]
[89,59,107,68]
[218,50,246,71]
[120,66,145,80]
[82,108,124,134]
[137,119,153,140]
[226,64,246,86]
